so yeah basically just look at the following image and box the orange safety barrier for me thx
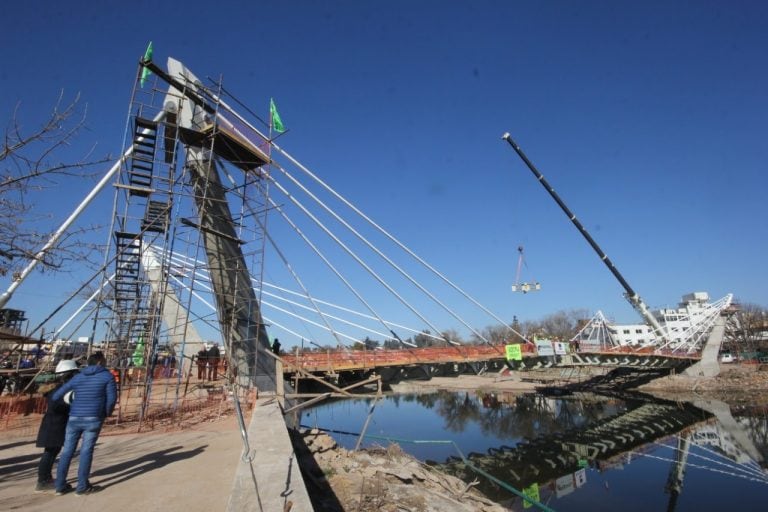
[280,342,697,373]
[281,344,513,373]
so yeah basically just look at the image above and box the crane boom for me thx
[502,132,667,341]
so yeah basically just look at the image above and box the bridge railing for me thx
[280,344,529,373]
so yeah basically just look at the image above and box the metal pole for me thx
[501,132,667,340]
[0,110,166,309]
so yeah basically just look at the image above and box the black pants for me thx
[38,446,61,483]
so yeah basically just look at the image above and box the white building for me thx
[575,292,733,352]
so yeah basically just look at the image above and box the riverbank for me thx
[637,363,768,402]
[390,363,768,399]
[293,428,507,512]
[391,366,610,394]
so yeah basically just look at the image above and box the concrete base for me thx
[684,316,726,378]
[226,394,313,512]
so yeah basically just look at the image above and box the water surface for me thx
[305,390,768,511]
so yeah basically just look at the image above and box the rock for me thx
[293,429,507,511]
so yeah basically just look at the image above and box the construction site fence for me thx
[281,343,518,372]
[0,376,250,440]
[278,342,706,373]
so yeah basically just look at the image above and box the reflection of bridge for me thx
[436,394,715,501]
[280,344,701,388]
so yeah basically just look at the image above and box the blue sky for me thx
[2,1,767,346]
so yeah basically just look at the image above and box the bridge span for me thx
[280,344,700,389]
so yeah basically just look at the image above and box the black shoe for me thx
[35,481,55,493]
[75,484,101,496]
[55,483,74,495]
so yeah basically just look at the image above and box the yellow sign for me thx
[522,482,540,509]
[505,344,522,361]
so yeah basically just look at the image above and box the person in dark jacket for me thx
[196,347,208,380]
[206,344,220,381]
[34,360,79,492]
[52,351,117,495]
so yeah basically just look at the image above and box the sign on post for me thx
[505,344,522,361]
[522,482,540,509]
[535,339,554,357]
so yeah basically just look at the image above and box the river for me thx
[304,389,768,511]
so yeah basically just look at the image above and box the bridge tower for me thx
[96,54,276,407]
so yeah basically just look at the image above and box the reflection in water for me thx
[306,390,768,511]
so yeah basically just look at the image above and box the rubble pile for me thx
[293,428,506,512]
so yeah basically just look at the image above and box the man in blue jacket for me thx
[52,351,117,495]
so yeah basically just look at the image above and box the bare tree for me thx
[470,324,515,345]
[412,330,433,347]
[724,302,768,358]
[440,328,464,345]
[1,93,109,278]
[534,309,590,341]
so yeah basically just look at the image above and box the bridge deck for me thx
[280,344,698,375]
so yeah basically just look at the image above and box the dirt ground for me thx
[0,415,243,512]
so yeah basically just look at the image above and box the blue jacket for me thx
[52,365,117,419]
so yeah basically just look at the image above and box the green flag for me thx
[270,98,285,133]
[140,41,153,88]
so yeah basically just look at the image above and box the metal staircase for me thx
[127,117,159,196]
[99,65,184,395]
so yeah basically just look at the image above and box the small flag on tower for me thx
[270,98,285,133]
[140,41,153,88]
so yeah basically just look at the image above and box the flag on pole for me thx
[270,98,285,133]
[140,41,153,88]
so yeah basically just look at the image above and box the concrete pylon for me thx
[684,315,726,377]
[164,58,274,391]
[141,248,205,375]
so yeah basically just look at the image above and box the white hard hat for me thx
[55,360,79,374]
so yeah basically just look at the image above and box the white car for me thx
[720,353,735,363]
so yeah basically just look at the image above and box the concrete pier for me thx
[227,395,313,511]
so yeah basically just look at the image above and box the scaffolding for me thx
[90,55,275,426]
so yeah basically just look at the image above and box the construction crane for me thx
[511,246,541,294]
[502,132,668,341]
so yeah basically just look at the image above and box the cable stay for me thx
[19,56,542,363]
[152,245,452,346]
[220,171,351,349]
[510,245,541,294]
[158,250,420,347]
[267,137,526,342]
[266,176,448,346]
[217,163,420,348]
[269,162,492,346]
[174,258,402,345]
[257,282,447,342]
